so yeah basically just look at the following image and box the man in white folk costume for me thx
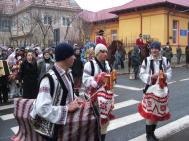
[30,43,83,141]
[138,41,172,141]
[83,43,116,141]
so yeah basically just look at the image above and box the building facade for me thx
[112,0,189,53]
[83,0,189,53]
[0,0,82,47]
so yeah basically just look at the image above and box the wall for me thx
[90,21,119,44]
[118,8,167,45]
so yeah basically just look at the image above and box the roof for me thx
[0,0,14,15]
[80,7,118,22]
[0,0,81,14]
[111,0,189,14]
[32,0,81,9]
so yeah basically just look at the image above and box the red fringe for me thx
[100,113,116,125]
[138,103,171,122]
[101,118,109,125]
[108,113,116,120]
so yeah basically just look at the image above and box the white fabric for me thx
[82,59,111,88]
[146,82,168,98]
[139,55,172,85]
[30,64,74,125]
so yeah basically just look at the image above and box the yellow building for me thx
[111,0,189,53]
[83,0,189,53]
[80,8,119,44]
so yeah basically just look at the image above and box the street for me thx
[0,67,189,141]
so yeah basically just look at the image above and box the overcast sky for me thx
[75,0,132,12]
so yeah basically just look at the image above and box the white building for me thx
[0,0,82,47]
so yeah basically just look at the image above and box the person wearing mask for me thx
[18,50,38,99]
[138,41,172,141]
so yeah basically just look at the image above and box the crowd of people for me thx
[0,30,189,141]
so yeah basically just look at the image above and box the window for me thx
[111,30,117,41]
[69,0,76,5]
[54,28,60,46]
[172,20,178,44]
[62,17,71,26]
[0,19,10,32]
[44,15,52,25]
[16,0,20,6]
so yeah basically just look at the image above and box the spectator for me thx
[176,47,182,64]
[71,47,83,96]
[18,50,38,99]
[37,49,54,83]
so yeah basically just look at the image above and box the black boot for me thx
[101,134,106,141]
[146,125,156,141]
[151,124,159,141]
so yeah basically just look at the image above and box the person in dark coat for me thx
[185,46,189,67]
[37,49,54,83]
[19,50,38,99]
[131,46,141,79]
[0,48,9,103]
[71,47,83,96]
[176,47,182,64]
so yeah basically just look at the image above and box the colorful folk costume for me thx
[12,43,100,141]
[138,41,172,141]
[136,34,144,48]
[96,30,108,48]
[83,44,116,141]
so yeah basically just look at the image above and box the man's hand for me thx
[68,99,82,113]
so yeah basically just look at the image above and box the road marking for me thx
[11,126,19,134]
[180,78,189,82]
[115,84,143,91]
[114,94,118,97]
[0,104,14,111]
[108,113,143,131]
[129,115,189,141]
[0,113,14,120]
[168,81,176,84]
[114,100,139,110]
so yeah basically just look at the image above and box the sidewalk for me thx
[161,127,189,141]
[116,61,186,75]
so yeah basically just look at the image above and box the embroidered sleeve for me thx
[35,77,68,125]
[82,61,95,88]
[164,58,172,81]
[139,59,151,85]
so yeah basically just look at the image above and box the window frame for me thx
[172,20,179,44]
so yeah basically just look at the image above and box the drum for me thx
[11,98,100,141]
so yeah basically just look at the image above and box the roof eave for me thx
[111,1,189,15]
[93,17,118,23]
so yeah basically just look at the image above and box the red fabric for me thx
[138,103,170,122]
[136,38,144,46]
[96,36,108,48]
